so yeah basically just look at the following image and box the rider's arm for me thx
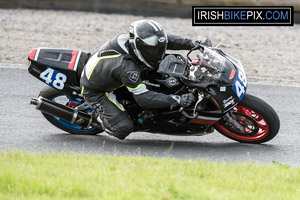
[167,34,195,50]
[167,34,212,50]
[118,59,176,109]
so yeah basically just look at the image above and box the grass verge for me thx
[0,152,300,200]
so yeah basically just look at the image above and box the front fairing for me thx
[214,48,248,101]
[187,46,248,112]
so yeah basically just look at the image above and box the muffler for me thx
[30,96,102,129]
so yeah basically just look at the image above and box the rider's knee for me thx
[112,117,134,140]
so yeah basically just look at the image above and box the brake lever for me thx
[193,92,204,116]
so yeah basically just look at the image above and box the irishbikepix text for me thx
[192,6,293,26]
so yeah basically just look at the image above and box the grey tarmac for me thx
[1,67,299,166]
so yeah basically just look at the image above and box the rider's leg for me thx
[84,91,134,140]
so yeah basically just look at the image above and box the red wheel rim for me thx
[215,105,270,141]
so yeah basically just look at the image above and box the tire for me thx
[214,93,280,144]
[39,86,102,135]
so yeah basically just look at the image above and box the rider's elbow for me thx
[133,93,153,109]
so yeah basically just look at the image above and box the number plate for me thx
[232,70,247,100]
[39,67,67,90]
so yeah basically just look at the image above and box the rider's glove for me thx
[194,38,212,47]
[170,93,195,110]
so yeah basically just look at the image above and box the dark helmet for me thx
[129,20,168,69]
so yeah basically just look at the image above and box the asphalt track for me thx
[1,67,300,166]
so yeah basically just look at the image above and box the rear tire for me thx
[214,93,280,144]
[39,86,102,135]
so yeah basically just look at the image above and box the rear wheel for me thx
[39,86,102,135]
[214,94,280,144]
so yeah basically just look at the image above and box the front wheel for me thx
[214,94,280,144]
[39,86,102,135]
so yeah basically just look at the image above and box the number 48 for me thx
[40,68,67,90]
[234,71,247,99]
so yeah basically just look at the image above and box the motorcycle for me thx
[28,45,280,144]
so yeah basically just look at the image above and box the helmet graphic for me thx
[129,20,168,69]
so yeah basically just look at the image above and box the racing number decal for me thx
[40,67,67,90]
[232,71,247,100]
[235,81,245,98]
[238,71,247,86]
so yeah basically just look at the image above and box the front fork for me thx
[222,112,244,132]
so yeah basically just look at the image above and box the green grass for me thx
[0,152,300,200]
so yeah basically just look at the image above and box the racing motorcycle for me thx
[28,45,280,144]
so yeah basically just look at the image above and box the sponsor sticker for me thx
[220,86,226,92]
[223,96,235,108]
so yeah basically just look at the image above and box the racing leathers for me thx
[80,34,197,139]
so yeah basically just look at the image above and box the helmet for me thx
[129,20,168,69]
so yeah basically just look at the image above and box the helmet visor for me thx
[136,37,167,66]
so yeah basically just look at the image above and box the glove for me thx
[180,93,196,107]
[170,93,195,109]
[194,38,212,47]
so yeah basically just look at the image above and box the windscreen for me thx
[189,48,237,85]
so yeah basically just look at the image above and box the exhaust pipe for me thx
[30,96,102,129]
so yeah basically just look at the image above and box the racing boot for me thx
[96,115,127,140]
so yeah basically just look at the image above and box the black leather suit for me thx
[80,33,195,139]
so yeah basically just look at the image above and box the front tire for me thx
[39,86,102,135]
[214,94,280,144]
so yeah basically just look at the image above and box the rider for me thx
[80,20,212,139]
